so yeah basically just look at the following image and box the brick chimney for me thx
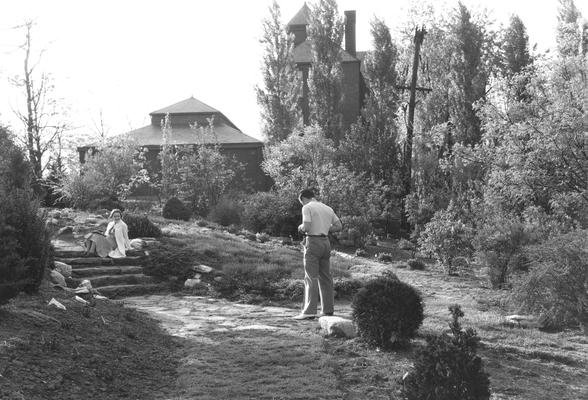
[344,10,356,57]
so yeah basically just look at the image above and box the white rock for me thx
[193,264,213,273]
[53,261,72,278]
[319,316,356,338]
[193,273,202,279]
[49,270,66,287]
[129,238,145,250]
[184,278,202,289]
[48,298,66,310]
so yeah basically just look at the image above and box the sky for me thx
[0,0,586,146]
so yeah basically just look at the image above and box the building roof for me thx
[150,96,220,115]
[117,122,262,148]
[288,3,311,26]
[292,40,359,64]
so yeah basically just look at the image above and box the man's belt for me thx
[305,234,327,237]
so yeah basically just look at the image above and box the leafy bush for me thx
[208,197,241,226]
[340,215,372,248]
[162,197,191,221]
[418,204,474,274]
[407,259,426,270]
[404,305,490,400]
[352,275,424,348]
[240,191,300,237]
[58,136,143,209]
[122,212,162,239]
[512,230,588,331]
[0,127,52,304]
[474,217,533,288]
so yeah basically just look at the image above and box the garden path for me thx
[126,295,353,399]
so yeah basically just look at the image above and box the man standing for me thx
[293,188,342,320]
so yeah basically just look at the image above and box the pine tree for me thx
[307,0,344,143]
[256,1,301,143]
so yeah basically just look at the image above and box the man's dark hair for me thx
[299,188,315,200]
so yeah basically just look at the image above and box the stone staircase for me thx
[53,240,168,299]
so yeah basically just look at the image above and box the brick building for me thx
[288,4,366,132]
[78,97,268,191]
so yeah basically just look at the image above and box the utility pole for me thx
[400,25,427,231]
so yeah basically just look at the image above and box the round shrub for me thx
[162,197,191,221]
[407,259,426,270]
[352,276,424,348]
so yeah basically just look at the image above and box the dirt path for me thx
[126,295,349,400]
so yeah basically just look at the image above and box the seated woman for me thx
[84,209,132,258]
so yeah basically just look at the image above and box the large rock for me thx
[53,261,72,278]
[55,226,74,238]
[49,270,67,287]
[319,316,356,338]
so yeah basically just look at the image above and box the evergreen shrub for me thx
[352,275,423,348]
[403,305,490,400]
[122,212,162,239]
[143,239,199,285]
[162,197,191,221]
[0,128,52,304]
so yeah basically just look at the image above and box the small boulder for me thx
[193,264,213,274]
[129,238,145,250]
[49,270,66,287]
[53,261,72,278]
[184,278,201,289]
[319,316,356,338]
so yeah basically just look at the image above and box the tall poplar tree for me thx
[256,1,301,143]
[557,0,582,57]
[341,18,401,187]
[307,0,344,143]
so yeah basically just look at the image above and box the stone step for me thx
[56,256,146,266]
[54,249,87,258]
[85,274,155,287]
[72,265,144,278]
[95,283,168,299]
